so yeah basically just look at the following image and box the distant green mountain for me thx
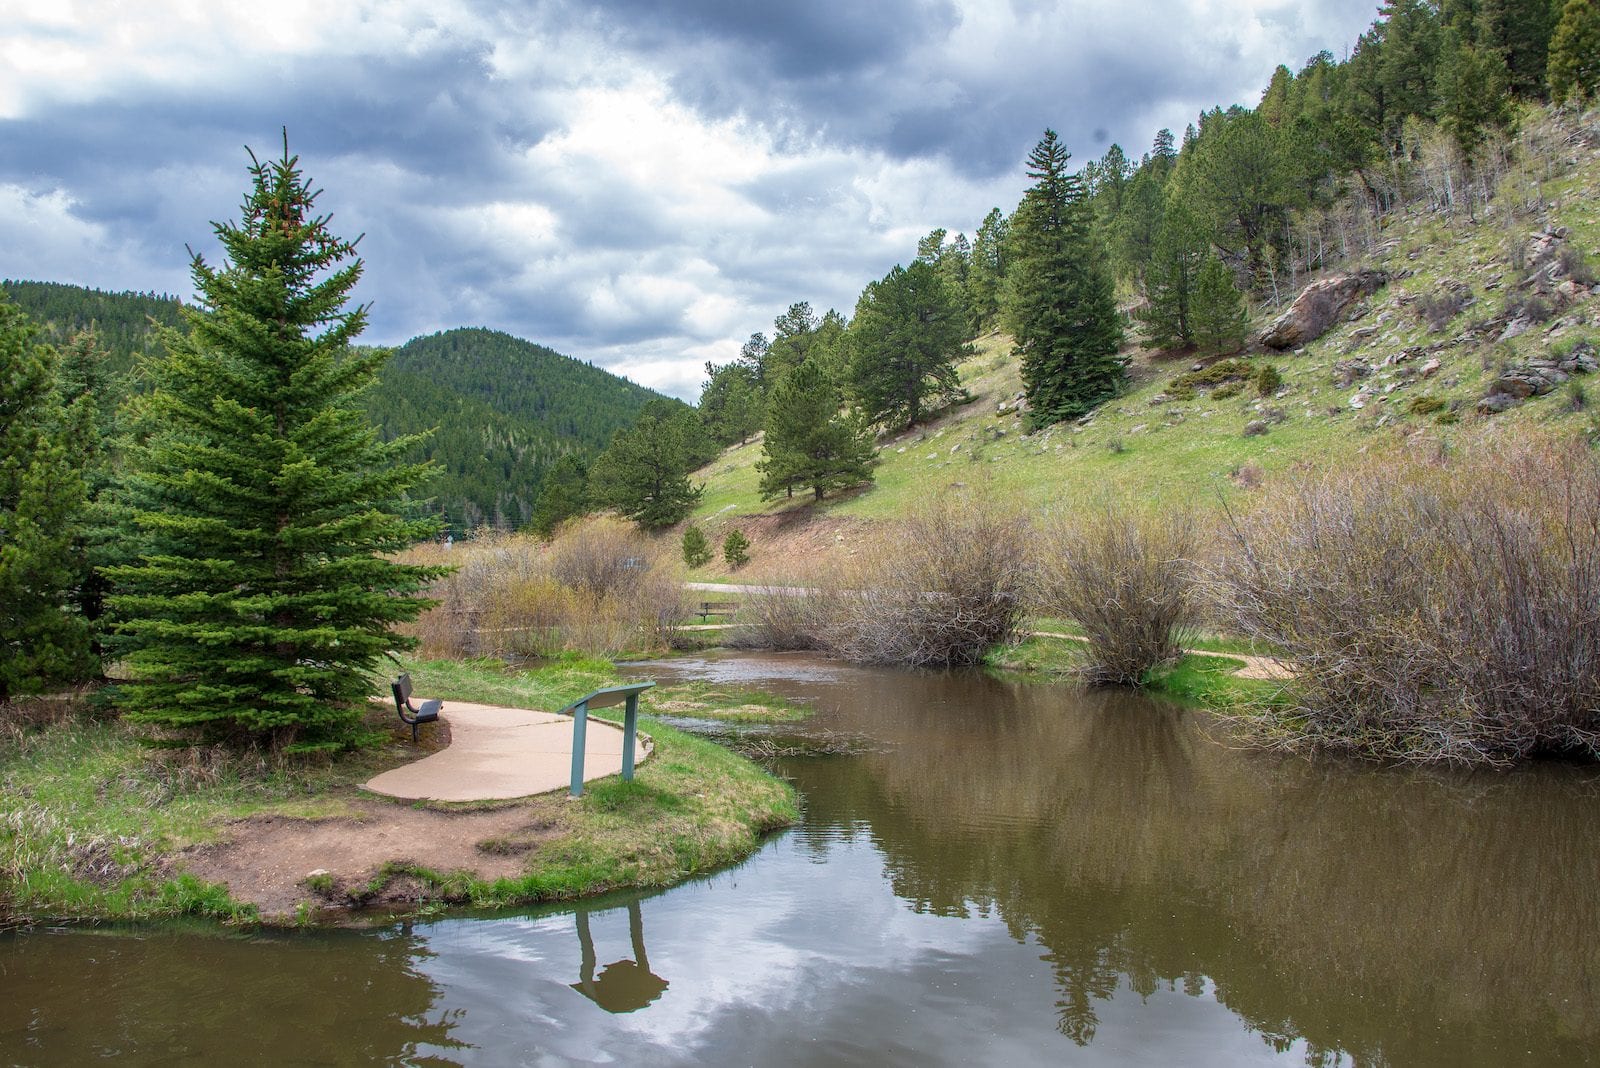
[374,328,680,530]
[2,282,675,531]
[3,279,184,382]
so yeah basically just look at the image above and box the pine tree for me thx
[104,140,444,749]
[1004,129,1124,427]
[763,302,821,387]
[722,529,750,569]
[55,328,118,651]
[847,260,968,431]
[1191,253,1250,356]
[1140,197,1208,351]
[1181,108,1300,288]
[940,231,973,321]
[1376,0,1445,143]
[1440,26,1512,155]
[916,228,949,264]
[1477,0,1558,99]
[757,359,875,502]
[529,454,589,536]
[1549,0,1600,104]
[0,296,94,703]
[967,208,1009,332]
[698,360,762,446]
[586,400,703,529]
[1114,162,1168,284]
[681,525,712,568]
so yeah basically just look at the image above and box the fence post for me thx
[569,700,589,797]
[622,693,639,781]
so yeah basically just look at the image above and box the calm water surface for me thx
[4,652,1599,1065]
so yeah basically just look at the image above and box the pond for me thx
[4,653,1598,1065]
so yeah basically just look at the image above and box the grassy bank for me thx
[0,658,799,926]
[986,632,1288,713]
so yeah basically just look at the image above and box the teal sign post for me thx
[557,681,655,797]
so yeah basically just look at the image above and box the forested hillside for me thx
[373,328,678,529]
[0,283,671,530]
[2,280,184,380]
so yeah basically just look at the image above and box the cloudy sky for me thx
[1,0,1378,399]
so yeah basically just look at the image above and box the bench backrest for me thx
[393,673,414,705]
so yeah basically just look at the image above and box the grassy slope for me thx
[689,112,1600,559]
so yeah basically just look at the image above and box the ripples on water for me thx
[4,652,1598,1066]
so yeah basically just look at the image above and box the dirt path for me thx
[1028,632,1292,681]
[179,796,566,919]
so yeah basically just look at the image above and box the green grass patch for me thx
[0,702,399,924]
[401,653,618,711]
[985,633,1082,675]
[641,681,813,723]
[1144,654,1290,712]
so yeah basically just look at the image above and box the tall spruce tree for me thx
[104,140,444,750]
[847,260,968,431]
[1004,129,1124,426]
[0,296,94,703]
[758,359,875,502]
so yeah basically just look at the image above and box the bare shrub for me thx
[725,579,839,652]
[1214,437,1600,764]
[829,498,1029,667]
[1034,502,1199,684]
[1415,290,1465,332]
[1559,246,1596,287]
[547,516,656,598]
[1505,294,1554,324]
[402,518,683,659]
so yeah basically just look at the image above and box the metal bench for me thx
[698,600,740,622]
[390,673,441,741]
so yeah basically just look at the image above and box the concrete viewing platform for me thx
[364,701,653,803]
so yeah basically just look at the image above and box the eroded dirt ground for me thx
[179,796,564,918]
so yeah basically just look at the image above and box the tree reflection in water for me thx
[768,661,1600,1065]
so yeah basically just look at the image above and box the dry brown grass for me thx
[1214,434,1600,764]
[399,519,684,659]
[1034,502,1199,684]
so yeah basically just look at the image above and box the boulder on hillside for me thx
[1261,270,1390,350]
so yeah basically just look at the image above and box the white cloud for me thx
[0,182,189,295]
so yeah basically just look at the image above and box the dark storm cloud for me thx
[0,43,544,220]
[554,0,1380,178]
[579,0,961,79]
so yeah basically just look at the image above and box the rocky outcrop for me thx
[1261,270,1390,350]
[1477,343,1597,414]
